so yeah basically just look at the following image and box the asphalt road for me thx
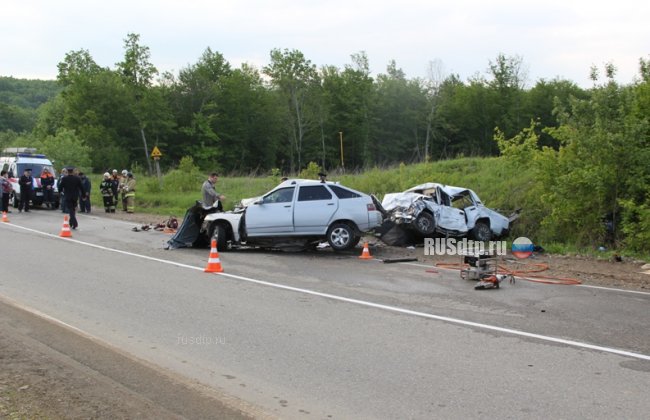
[1,210,649,419]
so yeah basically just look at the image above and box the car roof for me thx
[273,179,366,195]
[275,178,338,187]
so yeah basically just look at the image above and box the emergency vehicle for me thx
[0,148,60,209]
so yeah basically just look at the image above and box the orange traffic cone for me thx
[359,242,372,260]
[59,215,72,237]
[204,239,224,273]
[1,211,8,223]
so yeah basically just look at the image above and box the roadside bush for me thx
[162,156,203,193]
[298,161,321,180]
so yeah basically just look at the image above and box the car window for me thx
[263,187,295,204]
[298,185,333,201]
[451,193,475,209]
[329,185,361,199]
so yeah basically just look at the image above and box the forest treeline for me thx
[1,33,593,173]
[1,33,649,253]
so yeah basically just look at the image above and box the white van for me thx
[0,149,60,209]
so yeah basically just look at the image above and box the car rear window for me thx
[329,185,361,199]
[298,185,333,201]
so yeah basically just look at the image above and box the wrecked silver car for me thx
[380,183,519,242]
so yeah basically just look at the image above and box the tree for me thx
[488,53,528,138]
[116,33,159,174]
[264,48,319,171]
[374,61,428,163]
[423,59,446,162]
[163,48,232,168]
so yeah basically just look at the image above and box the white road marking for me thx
[3,222,650,362]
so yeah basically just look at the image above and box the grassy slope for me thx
[87,158,647,259]
[91,156,533,233]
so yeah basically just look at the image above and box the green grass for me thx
[89,157,529,220]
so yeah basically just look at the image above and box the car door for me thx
[245,186,296,236]
[293,185,338,234]
[434,186,468,233]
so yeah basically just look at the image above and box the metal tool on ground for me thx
[475,274,514,289]
[460,251,498,281]
[59,215,72,237]
[204,239,224,273]
[382,257,418,264]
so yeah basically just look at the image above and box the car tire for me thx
[11,192,19,208]
[327,222,358,251]
[211,224,228,252]
[414,211,436,235]
[472,221,492,242]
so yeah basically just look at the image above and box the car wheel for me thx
[414,211,436,235]
[211,224,228,252]
[472,221,492,242]
[327,222,358,251]
[11,192,19,208]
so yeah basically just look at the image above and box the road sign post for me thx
[151,146,163,187]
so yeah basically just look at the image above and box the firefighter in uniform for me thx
[119,169,128,211]
[124,172,136,213]
[100,172,115,213]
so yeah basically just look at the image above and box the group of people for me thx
[0,167,137,230]
[0,167,91,215]
[99,169,136,214]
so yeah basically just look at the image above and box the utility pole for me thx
[339,131,344,169]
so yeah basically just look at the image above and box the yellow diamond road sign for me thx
[151,146,162,158]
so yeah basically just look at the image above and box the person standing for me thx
[124,172,136,213]
[119,169,128,211]
[58,168,68,213]
[99,172,115,213]
[79,172,91,213]
[1,170,13,213]
[59,168,84,229]
[40,168,55,209]
[111,169,120,203]
[18,168,33,212]
[201,172,225,210]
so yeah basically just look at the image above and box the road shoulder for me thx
[0,298,264,419]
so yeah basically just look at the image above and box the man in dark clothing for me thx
[57,168,68,213]
[18,168,33,212]
[59,168,84,229]
[79,172,91,213]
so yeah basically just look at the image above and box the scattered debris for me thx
[382,257,418,264]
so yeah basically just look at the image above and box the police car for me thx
[0,149,60,209]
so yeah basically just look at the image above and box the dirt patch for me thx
[365,241,650,291]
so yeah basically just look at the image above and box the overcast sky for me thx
[2,0,648,87]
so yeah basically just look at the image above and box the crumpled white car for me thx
[381,182,519,241]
